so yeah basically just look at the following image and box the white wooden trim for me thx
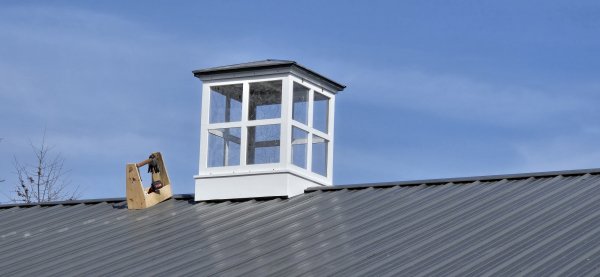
[205,122,242,129]
[244,118,282,126]
[204,75,287,87]
[206,118,281,130]
[290,121,310,134]
[291,138,308,145]
[240,82,249,166]
[201,163,283,175]
[199,70,290,83]
[289,69,341,94]
[281,76,292,167]
[290,75,336,98]
[306,87,314,172]
[327,95,336,184]
[311,128,330,141]
[290,120,332,142]
[199,83,211,172]
[207,129,241,144]
[195,166,329,185]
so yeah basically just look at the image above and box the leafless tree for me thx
[10,134,79,203]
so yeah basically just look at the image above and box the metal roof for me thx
[2,168,600,276]
[193,59,297,74]
[192,59,346,92]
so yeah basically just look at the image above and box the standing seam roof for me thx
[2,169,600,276]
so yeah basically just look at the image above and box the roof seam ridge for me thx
[306,167,600,192]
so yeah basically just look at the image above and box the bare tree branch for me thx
[9,133,80,203]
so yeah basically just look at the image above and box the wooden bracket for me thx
[126,152,173,210]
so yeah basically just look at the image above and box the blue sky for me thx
[1,0,600,202]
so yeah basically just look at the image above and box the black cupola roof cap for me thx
[193,59,346,92]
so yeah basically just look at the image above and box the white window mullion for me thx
[281,77,292,166]
[306,130,313,172]
[243,118,281,127]
[240,82,250,166]
[306,88,314,171]
[207,121,243,129]
[223,134,229,166]
[290,121,310,134]
[311,128,331,142]
[307,89,315,130]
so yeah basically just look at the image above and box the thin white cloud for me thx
[340,65,591,126]
[329,61,600,184]
[515,135,600,172]
[0,4,298,201]
[0,5,218,200]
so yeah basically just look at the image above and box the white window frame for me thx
[287,75,335,182]
[198,73,335,185]
[200,75,288,175]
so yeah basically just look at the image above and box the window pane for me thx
[247,124,280,164]
[292,82,309,124]
[291,127,308,168]
[209,84,242,123]
[249,80,282,120]
[312,135,328,176]
[207,128,241,167]
[313,92,329,133]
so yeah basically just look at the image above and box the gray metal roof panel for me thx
[2,170,600,276]
[306,167,600,191]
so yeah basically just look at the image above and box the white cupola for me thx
[192,60,345,201]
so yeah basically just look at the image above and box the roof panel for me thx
[2,169,600,276]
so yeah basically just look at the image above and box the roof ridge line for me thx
[307,167,600,192]
[0,194,195,209]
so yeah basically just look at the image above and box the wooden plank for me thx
[126,152,173,210]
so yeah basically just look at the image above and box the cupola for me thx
[192,60,345,201]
